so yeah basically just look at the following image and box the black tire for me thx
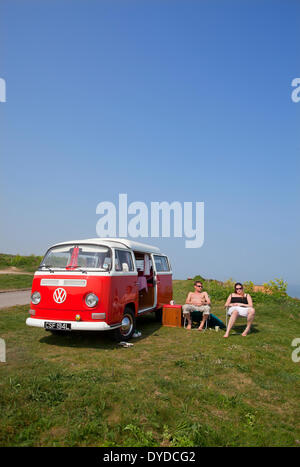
[155,308,163,323]
[113,307,136,342]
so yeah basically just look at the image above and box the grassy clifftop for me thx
[0,281,299,446]
[0,253,42,273]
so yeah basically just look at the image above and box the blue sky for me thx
[1,0,299,290]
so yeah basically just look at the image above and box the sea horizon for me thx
[287,284,300,299]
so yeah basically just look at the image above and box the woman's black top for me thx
[230,294,248,304]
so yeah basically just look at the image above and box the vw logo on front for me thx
[53,288,67,304]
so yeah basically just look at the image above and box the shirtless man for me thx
[182,281,211,330]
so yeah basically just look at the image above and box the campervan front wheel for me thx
[113,307,136,342]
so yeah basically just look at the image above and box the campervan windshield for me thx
[39,244,112,271]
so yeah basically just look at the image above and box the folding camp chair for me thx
[225,306,247,330]
[183,312,209,329]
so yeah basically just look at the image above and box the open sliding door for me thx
[152,254,172,308]
[134,252,157,313]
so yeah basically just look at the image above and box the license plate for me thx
[44,322,71,331]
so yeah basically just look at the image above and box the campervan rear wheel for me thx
[113,307,136,342]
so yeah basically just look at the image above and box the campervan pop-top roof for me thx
[52,238,161,255]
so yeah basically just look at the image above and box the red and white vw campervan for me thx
[26,238,172,340]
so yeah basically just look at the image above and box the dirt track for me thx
[0,267,32,275]
[0,290,31,309]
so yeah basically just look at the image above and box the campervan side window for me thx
[153,255,170,272]
[115,250,134,272]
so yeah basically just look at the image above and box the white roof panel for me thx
[51,238,161,254]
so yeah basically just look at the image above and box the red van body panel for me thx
[156,274,173,308]
[109,275,138,324]
[30,274,139,325]
[31,275,109,322]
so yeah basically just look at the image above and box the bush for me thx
[190,275,292,305]
[0,254,42,272]
[263,278,287,297]
[193,275,206,283]
[203,280,231,302]
[243,281,254,294]
[223,278,235,289]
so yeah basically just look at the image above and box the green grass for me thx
[0,253,42,273]
[0,274,34,290]
[0,282,299,446]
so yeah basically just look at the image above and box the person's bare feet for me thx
[223,333,229,338]
[197,326,204,331]
[242,330,249,336]
[186,324,192,330]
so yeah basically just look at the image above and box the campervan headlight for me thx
[31,291,41,304]
[85,293,99,308]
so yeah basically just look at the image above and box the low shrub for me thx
[0,254,42,272]
[192,275,295,306]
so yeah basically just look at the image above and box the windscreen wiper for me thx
[65,266,87,274]
[38,265,54,273]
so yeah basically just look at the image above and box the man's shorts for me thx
[182,304,211,316]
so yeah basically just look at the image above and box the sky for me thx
[0,0,299,292]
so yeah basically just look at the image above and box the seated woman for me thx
[223,283,255,338]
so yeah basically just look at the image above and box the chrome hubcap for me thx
[121,315,133,336]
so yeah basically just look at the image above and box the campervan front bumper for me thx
[26,317,121,331]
